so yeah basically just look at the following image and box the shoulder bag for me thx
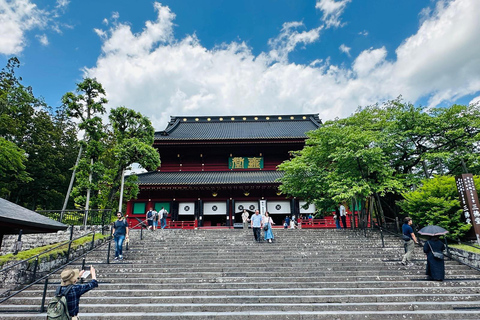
[427,241,444,260]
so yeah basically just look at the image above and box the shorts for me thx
[147,220,153,226]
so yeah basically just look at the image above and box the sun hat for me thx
[61,268,80,286]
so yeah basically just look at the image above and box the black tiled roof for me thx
[155,114,321,140]
[0,198,68,234]
[136,171,284,186]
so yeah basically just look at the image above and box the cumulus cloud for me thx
[0,0,69,55]
[315,0,351,28]
[0,0,48,54]
[85,0,480,130]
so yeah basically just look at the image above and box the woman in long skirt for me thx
[423,236,446,281]
[263,211,275,243]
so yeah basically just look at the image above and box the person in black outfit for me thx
[423,236,445,281]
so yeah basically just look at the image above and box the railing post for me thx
[40,277,48,312]
[90,232,95,250]
[107,227,113,264]
[444,237,450,257]
[66,225,74,263]
[379,226,385,248]
[32,257,39,281]
[140,225,143,240]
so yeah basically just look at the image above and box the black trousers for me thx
[341,216,347,229]
[253,227,261,241]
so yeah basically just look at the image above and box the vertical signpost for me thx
[455,174,480,245]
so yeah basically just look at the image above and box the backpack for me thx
[46,285,73,320]
[147,211,153,219]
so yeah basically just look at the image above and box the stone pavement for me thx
[0,228,479,319]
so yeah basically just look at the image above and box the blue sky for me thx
[1,0,479,130]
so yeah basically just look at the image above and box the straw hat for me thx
[61,268,80,286]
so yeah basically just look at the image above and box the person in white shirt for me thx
[158,207,168,229]
[339,203,347,229]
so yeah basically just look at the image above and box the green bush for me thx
[398,175,478,240]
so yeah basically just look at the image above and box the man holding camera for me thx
[58,266,98,319]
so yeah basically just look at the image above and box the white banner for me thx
[299,201,315,214]
[178,202,195,215]
[235,201,258,213]
[267,201,291,214]
[203,201,227,215]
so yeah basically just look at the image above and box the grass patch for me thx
[449,243,480,254]
[0,233,110,267]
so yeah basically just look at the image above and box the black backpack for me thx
[46,285,73,320]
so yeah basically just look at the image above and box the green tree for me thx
[0,58,79,209]
[278,99,480,224]
[0,138,31,198]
[62,78,108,210]
[398,175,476,239]
[99,107,160,210]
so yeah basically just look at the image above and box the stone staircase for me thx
[1,228,480,319]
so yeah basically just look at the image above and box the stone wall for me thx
[0,230,109,296]
[448,246,480,269]
[0,225,107,255]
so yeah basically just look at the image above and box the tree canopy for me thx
[278,99,480,224]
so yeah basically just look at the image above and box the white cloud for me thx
[0,0,69,55]
[36,33,48,46]
[267,22,322,63]
[339,44,351,56]
[0,0,48,54]
[315,0,351,28]
[85,0,480,131]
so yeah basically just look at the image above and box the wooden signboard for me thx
[455,174,480,245]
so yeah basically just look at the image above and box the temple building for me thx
[126,114,322,228]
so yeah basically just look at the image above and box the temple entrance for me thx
[202,201,227,227]
[267,200,291,225]
[177,202,195,221]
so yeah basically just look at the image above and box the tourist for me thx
[401,217,418,266]
[263,211,274,243]
[339,202,347,229]
[334,207,341,229]
[159,207,168,229]
[113,211,129,260]
[250,209,262,242]
[152,208,159,230]
[242,209,250,229]
[424,236,445,281]
[284,215,290,229]
[146,207,155,230]
[58,266,98,319]
[290,215,297,229]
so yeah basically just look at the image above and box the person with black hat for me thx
[59,266,98,319]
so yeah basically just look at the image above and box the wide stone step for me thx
[1,309,480,319]
[10,284,480,299]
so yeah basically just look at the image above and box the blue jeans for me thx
[114,234,125,257]
[160,218,167,229]
[335,219,341,229]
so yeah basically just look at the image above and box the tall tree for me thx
[0,58,79,209]
[62,78,108,210]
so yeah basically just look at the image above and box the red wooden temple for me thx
[125,114,325,229]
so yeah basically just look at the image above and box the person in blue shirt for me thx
[401,217,418,265]
[113,212,129,260]
[250,210,263,242]
[59,266,98,319]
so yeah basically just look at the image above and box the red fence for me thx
[299,214,368,229]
